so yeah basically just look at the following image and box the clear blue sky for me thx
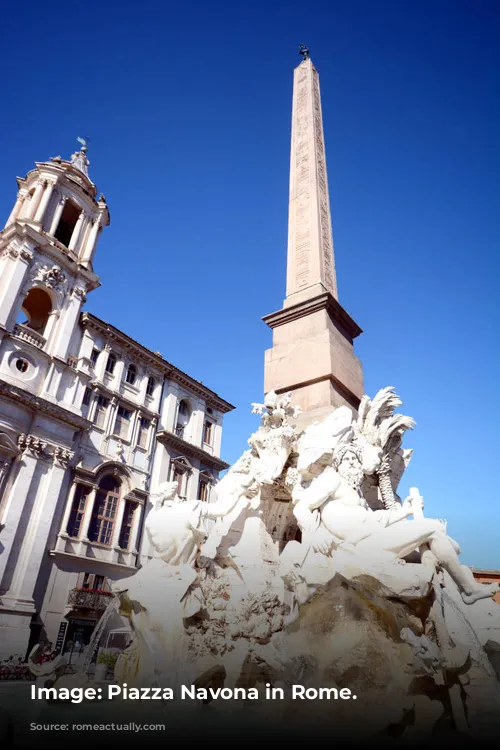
[1,1,498,567]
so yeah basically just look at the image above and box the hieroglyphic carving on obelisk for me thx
[285,57,338,307]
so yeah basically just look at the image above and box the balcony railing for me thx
[13,323,46,350]
[67,587,114,611]
[174,425,185,438]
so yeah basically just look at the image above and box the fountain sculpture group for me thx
[34,388,500,740]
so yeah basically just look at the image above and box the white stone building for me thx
[0,144,234,663]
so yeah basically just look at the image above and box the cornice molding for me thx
[262,291,363,343]
[0,380,91,431]
[156,429,230,471]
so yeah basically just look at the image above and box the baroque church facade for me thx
[0,145,234,661]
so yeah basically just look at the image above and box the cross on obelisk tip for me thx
[298,44,310,61]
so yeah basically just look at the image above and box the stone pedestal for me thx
[263,292,364,425]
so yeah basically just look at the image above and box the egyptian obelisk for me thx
[263,47,364,426]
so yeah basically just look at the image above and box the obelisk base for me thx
[262,292,364,427]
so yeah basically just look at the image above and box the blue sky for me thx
[1,1,499,567]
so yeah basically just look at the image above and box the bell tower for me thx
[0,140,110,368]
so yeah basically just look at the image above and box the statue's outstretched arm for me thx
[371,497,415,527]
[202,485,255,519]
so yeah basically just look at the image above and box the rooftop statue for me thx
[70,137,90,177]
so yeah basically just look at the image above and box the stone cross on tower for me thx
[262,51,364,427]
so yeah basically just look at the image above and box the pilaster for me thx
[3,444,72,607]
[51,285,87,360]
[0,244,34,329]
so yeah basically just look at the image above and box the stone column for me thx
[190,465,200,501]
[68,209,85,252]
[33,180,56,225]
[105,397,118,436]
[5,191,27,227]
[0,459,14,521]
[49,195,67,235]
[43,309,61,354]
[147,417,157,457]
[94,346,109,380]
[77,486,97,549]
[128,504,142,553]
[129,411,140,449]
[0,458,12,495]
[80,217,101,264]
[111,498,127,557]
[59,480,79,536]
[192,406,205,447]
[213,419,223,457]
[87,389,100,423]
[112,359,125,389]
[26,181,45,221]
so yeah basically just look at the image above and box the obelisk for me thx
[263,48,364,426]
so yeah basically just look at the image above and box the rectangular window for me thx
[114,406,132,440]
[66,485,90,538]
[118,501,137,550]
[198,479,209,502]
[82,387,92,406]
[172,468,185,497]
[146,377,155,397]
[82,573,105,591]
[137,417,150,449]
[105,352,116,374]
[94,395,109,428]
[203,420,213,445]
[90,348,100,368]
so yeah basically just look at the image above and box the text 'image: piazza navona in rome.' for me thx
[0,44,499,745]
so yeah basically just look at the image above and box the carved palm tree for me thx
[355,387,415,509]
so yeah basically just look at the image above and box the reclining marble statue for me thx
[282,439,498,606]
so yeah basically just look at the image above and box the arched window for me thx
[125,364,137,385]
[175,399,191,438]
[146,376,155,398]
[54,200,80,247]
[17,288,52,335]
[88,475,121,546]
